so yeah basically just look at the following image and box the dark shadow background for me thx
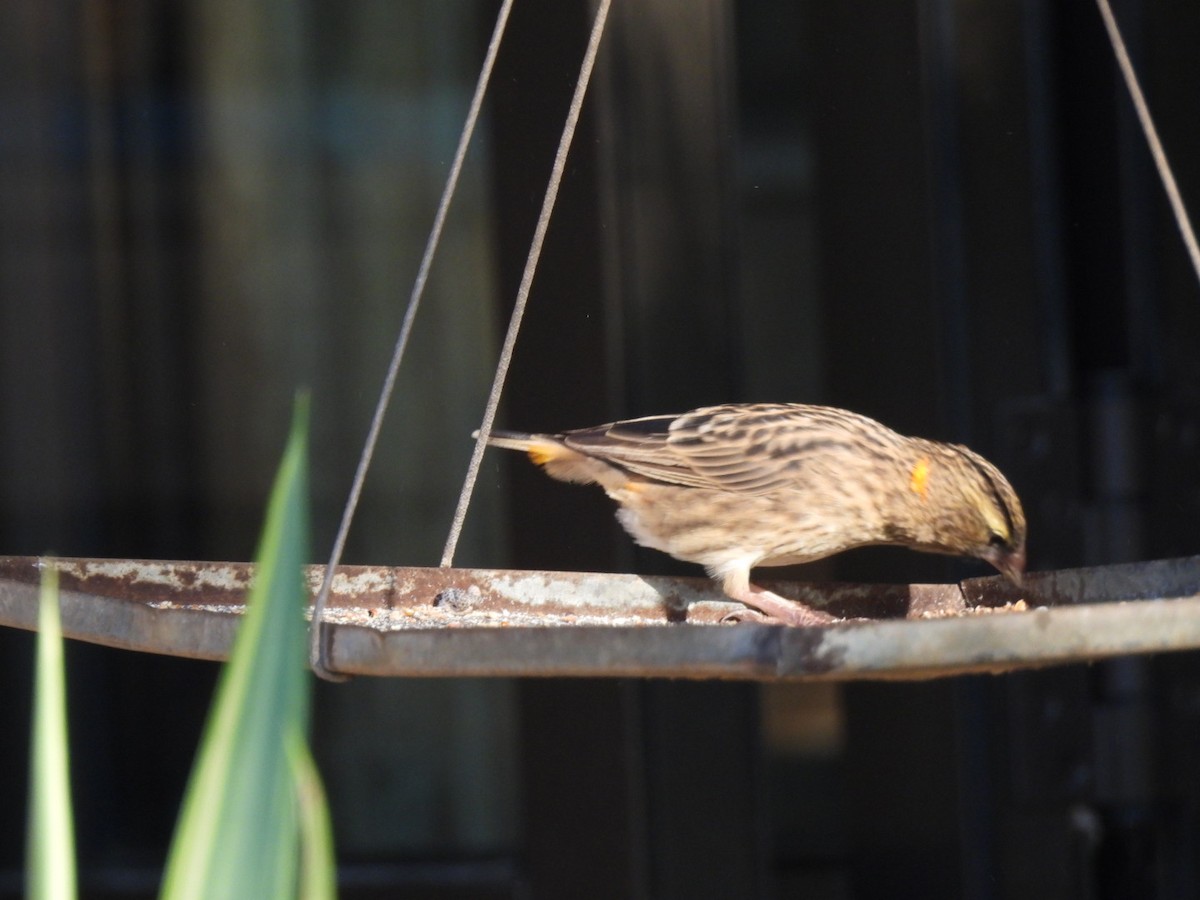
[2,1,1200,897]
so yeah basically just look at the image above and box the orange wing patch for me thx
[910,457,931,499]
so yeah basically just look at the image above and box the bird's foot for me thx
[720,607,775,624]
[721,585,838,627]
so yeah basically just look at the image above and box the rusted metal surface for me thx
[0,555,1198,679]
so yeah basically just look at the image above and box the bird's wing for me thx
[561,403,878,494]
[560,413,716,488]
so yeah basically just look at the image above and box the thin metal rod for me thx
[440,0,614,567]
[310,0,515,681]
[1094,0,1200,287]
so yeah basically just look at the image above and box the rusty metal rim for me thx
[1,555,1198,681]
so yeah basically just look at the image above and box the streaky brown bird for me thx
[482,403,1026,625]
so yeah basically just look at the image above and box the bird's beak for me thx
[992,547,1025,587]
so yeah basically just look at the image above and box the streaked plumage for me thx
[483,403,1027,625]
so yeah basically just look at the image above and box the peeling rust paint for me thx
[0,555,1198,680]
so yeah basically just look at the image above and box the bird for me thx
[481,403,1026,625]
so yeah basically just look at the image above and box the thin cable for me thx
[309,0,515,680]
[441,0,613,568]
[1095,0,1200,286]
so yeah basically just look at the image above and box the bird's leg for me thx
[718,568,837,626]
[722,584,838,626]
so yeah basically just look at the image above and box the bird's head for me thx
[905,443,1027,585]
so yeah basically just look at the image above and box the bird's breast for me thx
[606,480,889,568]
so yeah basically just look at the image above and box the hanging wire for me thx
[440,0,614,568]
[309,0,515,681]
[1094,0,1200,287]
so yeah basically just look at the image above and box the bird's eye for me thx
[988,532,1008,549]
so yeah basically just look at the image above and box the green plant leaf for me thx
[26,564,78,900]
[288,730,337,900]
[161,395,333,899]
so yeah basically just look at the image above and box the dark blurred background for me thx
[2,1,1200,897]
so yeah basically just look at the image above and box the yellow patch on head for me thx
[976,497,1010,542]
[910,457,931,499]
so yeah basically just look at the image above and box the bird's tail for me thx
[474,430,614,487]
[473,429,535,450]
[473,429,566,467]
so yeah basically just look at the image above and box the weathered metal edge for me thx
[1,556,1199,680]
[324,594,1200,680]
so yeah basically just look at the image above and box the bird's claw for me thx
[721,596,839,627]
[720,607,778,625]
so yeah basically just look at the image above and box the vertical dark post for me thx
[492,2,762,897]
[490,3,644,897]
